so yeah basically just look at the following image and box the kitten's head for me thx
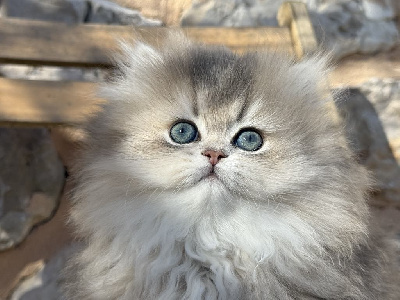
[76,33,369,251]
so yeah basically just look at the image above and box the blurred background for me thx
[0,0,399,299]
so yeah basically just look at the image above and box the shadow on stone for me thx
[335,88,400,208]
[0,128,65,251]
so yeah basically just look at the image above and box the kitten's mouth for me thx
[202,168,219,181]
[207,172,217,179]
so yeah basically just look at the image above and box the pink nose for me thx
[202,150,227,166]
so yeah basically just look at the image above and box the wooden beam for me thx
[0,18,293,67]
[0,78,102,126]
[277,2,318,58]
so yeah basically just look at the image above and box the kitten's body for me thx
[65,35,397,299]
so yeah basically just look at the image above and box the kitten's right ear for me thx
[114,39,163,73]
[112,30,192,72]
[98,38,164,106]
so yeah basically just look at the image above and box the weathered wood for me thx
[0,78,102,126]
[0,18,293,67]
[277,2,341,124]
[277,2,318,58]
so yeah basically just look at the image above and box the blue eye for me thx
[170,122,198,144]
[234,129,263,151]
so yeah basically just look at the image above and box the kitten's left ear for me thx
[290,53,332,87]
[161,30,194,53]
[289,54,333,105]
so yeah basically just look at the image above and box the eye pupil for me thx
[170,122,198,144]
[234,129,263,151]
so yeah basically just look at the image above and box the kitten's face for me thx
[72,36,370,272]
[89,38,338,212]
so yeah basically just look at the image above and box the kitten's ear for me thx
[113,30,191,72]
[289,54,333,104]
[98,38,164,106]
[115,38,163,72]
[162,30,193,50]
[290,54,331,87]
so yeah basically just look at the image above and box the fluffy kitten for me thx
[64,34,397,299]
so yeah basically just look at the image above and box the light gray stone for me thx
[3,0,84,23]
[0,128,64,251]
[10,243,80,300]
[2,0,162,25]
[181,0,238,26]
[360,78,400,161]
[181,0,280,26]
[359,20,398,53]
[363,0,396,20]
[222,4,255,27]
[78,0,162,25]
[0,64,107,82]
[312,1,399,58]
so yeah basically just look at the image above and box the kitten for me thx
[64,33,397,299]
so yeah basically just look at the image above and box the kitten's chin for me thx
[202,172,218,181]
[197,172,226,191]
[199,169,227,188]
[181,166,229,194]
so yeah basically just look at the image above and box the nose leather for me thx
[202,150,227,166]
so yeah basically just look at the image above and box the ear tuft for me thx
[291,53,332,86]
[116,39,162,70]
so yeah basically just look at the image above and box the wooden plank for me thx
[185,27,293,54]
[0,18,293,67]
[0,78,102,126]
[278,2,339,124]
[277,2,318,58]
[329,46,400,87]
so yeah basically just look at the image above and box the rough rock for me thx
[0,64,107,82]
[311,1,399,59]
[3,0,83,23]
[113,0,192,26]
[363,0,399,20]
[359,78,400,161]
[3,0,162,25]
[76,0,162,25]
[0,128,64,251]
[181,0,282,27]
[335,87,400,208]
[10,243,80,300]
[181,0,399,59]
